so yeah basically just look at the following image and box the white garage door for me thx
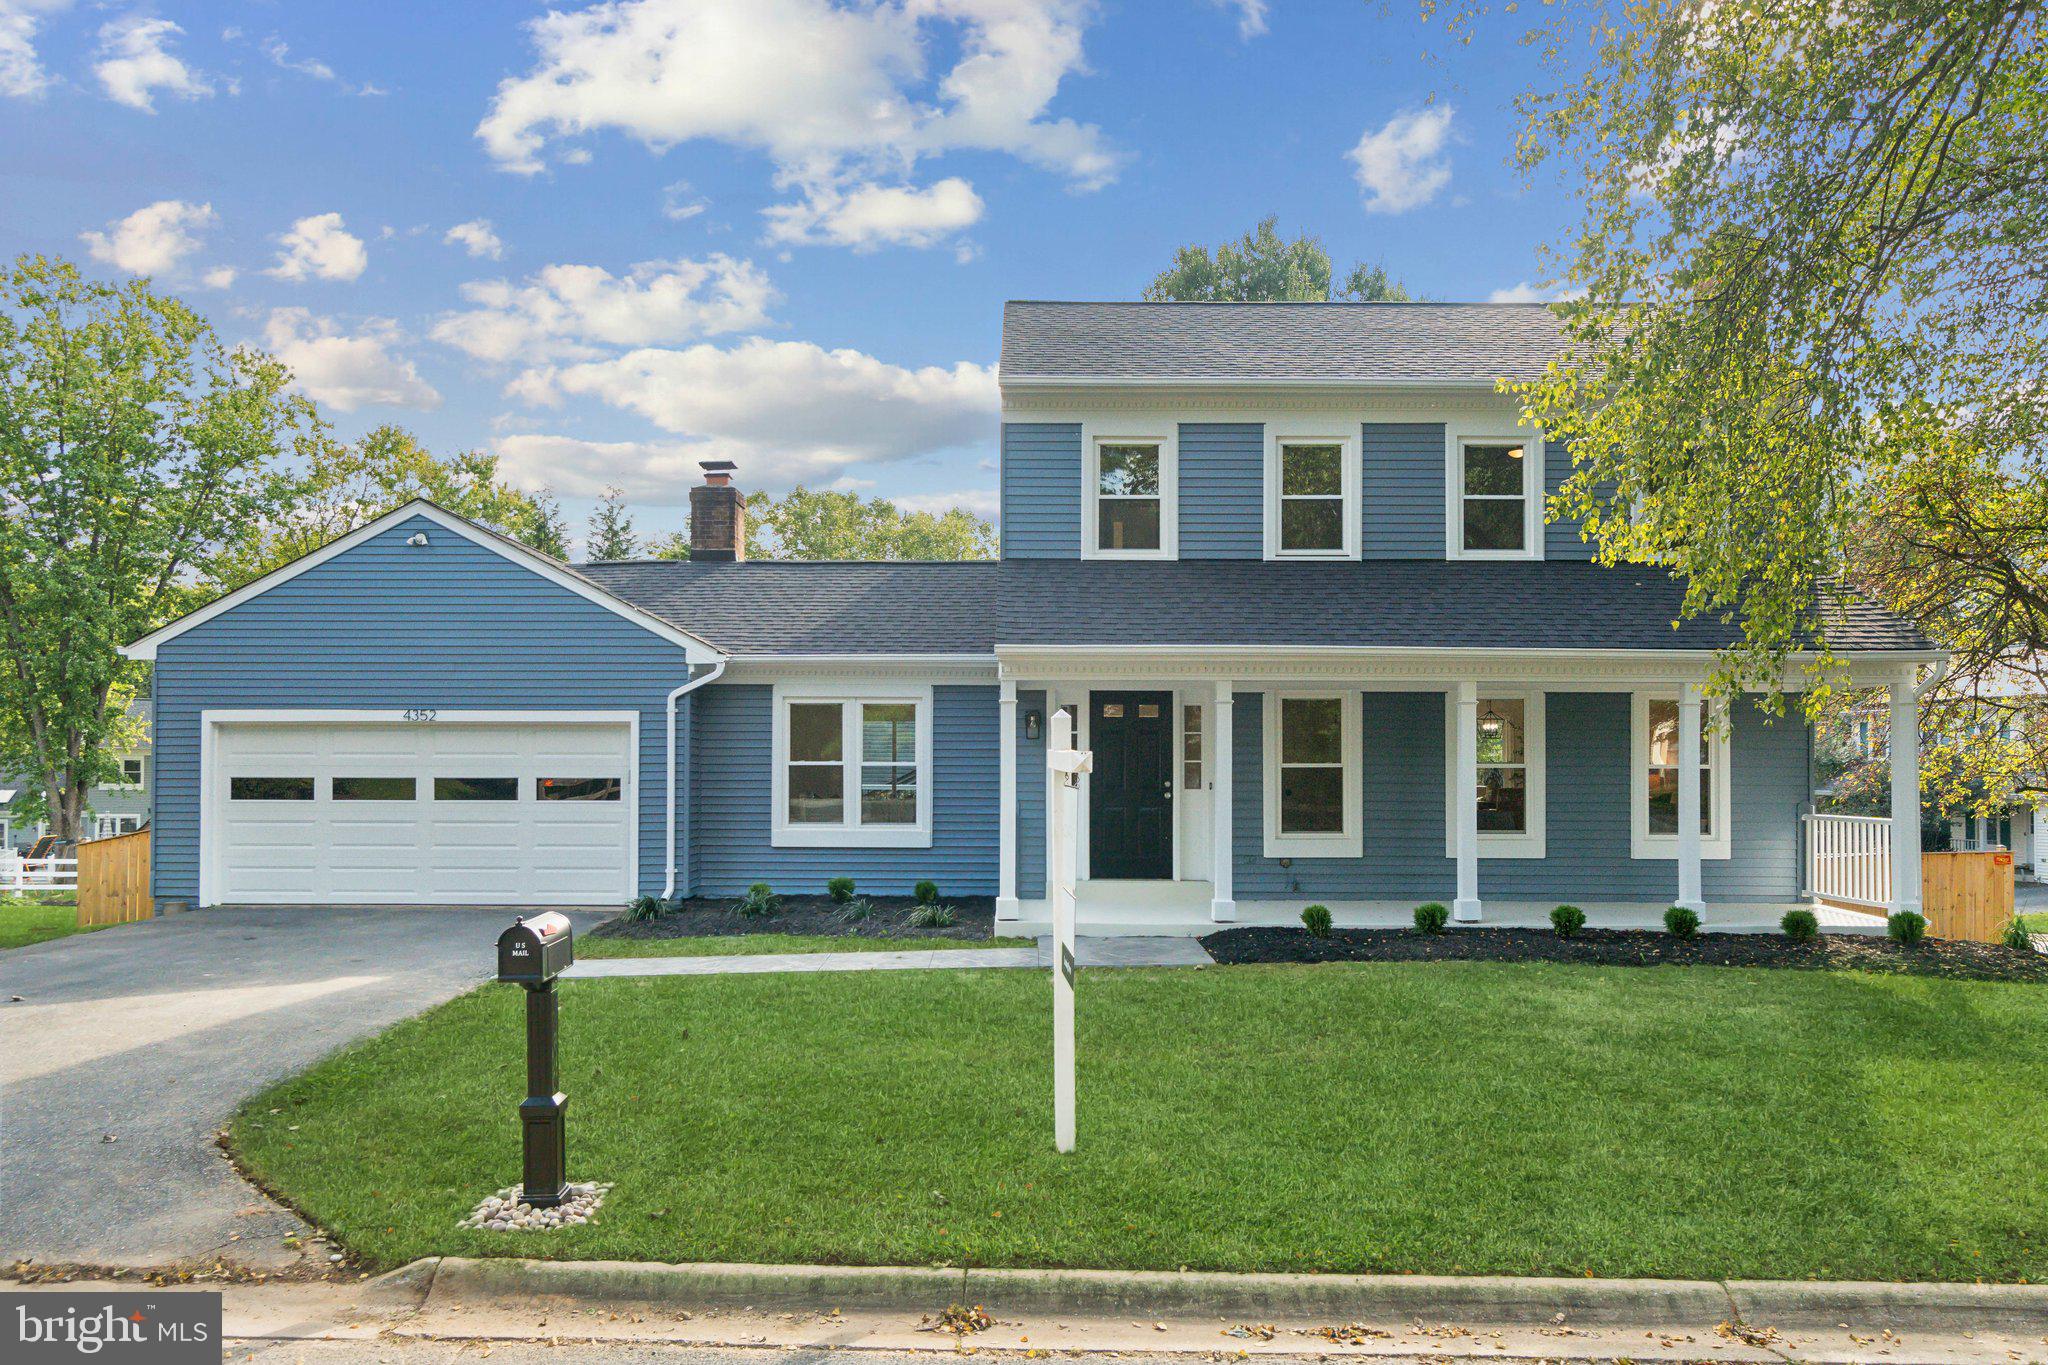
[209,717,635,905]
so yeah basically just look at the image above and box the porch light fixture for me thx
[1478,704,1508,738]
[1025,709,1043,741]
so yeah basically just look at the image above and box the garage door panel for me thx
[212,719,634,906]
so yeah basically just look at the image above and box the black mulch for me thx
[584,895,1002,944]
[1199,926,2048,983]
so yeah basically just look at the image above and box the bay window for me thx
[773,685,932,847]
[1262,690,1361,857]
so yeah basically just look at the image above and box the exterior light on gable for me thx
[407,532,428,547]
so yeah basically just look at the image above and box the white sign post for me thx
[1046,706,1092,1154]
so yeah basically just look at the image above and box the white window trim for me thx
[0,817,10,850]
[1445,429,1544,561]
[1082,429,1177,560]
[111,757,146,789]
[1630,691,1733,860]
[95,813,142,838]
[1261,690,1363,859]
[1442,689,1547,859]
[1263,428,1360,560]
[770,682,934,849]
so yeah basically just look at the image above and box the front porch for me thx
[991,647,1933,939]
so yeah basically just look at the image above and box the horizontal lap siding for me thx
[1230,690,1806,905]
[1178,423,1263,558]
[690,683,998,898]
[1362,423,1444,558]
[1001,423,1082,558]
[1544,438,1600,560]
[150,516,698,903]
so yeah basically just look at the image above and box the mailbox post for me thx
[496,913,575,1208]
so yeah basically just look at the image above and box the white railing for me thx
[0,855,79,892]
[1803,813,1891,909]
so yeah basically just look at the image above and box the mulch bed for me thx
[1200,926,2048,983]
[585,894,1000,944]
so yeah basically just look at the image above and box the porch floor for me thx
[1006,881,1887,938]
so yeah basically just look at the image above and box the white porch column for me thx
[1675,684,1706,915]
[1452,679,1481,922]
[1210,680,1236,922]
[997,677,1019,921]
[1889,668,1923,919]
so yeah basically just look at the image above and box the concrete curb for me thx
[411,1257,2048,1335]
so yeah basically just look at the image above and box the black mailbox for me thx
[498,912,574,985]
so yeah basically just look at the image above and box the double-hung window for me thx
[1443,691,1547,858]
[772,685,932,848]
[1450,435,1539,558]
[1266,432,1358,558]
[1086,434,1174,557]
[1630,693,1731,859]
[1262,691,1362,857]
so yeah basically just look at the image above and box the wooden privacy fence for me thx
[1920,850,2014,945]
[76,828,152,927]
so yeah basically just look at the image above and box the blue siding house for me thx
[125,302,1938,932]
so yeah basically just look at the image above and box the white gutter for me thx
[1915,657,1954,701]
[663,659,727,900]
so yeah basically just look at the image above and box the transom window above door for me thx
[772,685,933,848]
[1086,434,1175,558]
[1451,436,1538,558]
[1266,433,1358,558]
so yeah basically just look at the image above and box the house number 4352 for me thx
[402,708,438,723]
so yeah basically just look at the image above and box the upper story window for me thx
[1265,432,1359,559]
[772,683,933,848]
[117,757,145,786]
[1449,434,1541,560]
[1085,433,1176,558]
[1630,692,1731,860]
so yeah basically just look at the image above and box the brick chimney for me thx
[689,461,745,561]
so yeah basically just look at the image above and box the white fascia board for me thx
[122,500,723,664]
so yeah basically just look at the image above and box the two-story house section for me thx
[124,301,1939,929]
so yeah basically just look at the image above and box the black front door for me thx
[1088,690,1174,879]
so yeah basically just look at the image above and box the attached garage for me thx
[204,713,638,906]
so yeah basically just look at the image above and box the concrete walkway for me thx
[564,937,1212,979]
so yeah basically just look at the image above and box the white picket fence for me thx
[0,854,79,892]
[1802,813,1892,909]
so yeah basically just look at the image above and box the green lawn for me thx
[2019,912,2047,933]
[0,895,99,951]
[577,933,1034,959]
[230,961,2048,1282]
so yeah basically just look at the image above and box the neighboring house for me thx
[121,302,1938,928]
[1,703,151,850]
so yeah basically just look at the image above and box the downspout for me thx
[664,659,727,900]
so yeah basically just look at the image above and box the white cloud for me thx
[1212,0,1267,38]
[1487,281,1584,304]
[0,0,71,99]
[763,176,983,250]
[262,308,441,412]
[444,218,505,260]
[267,212,369,282]
[1347,105,1455,214]
[476,0,1116,249]
[492,434,717,502]
[78,199,215,275]
[430,255,775,364]
[261,35,335,83]
[661,180,706,221]
[201,265,236,289]
[504,337,997,498]
[94,15,214,112]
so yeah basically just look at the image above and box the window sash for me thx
[1455,440,1533,555]
[780,697,926,833]
[1277,696,1344,836]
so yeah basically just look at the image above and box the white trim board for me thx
[124,500,722,664]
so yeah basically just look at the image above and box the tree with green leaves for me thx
[744,486,996,561]
[585,486,641,561]
[523,487,572,560]
[645,529,692,560]
[1464,0,2048,803]
[1144,216,1415,302]
[0,255,321,840]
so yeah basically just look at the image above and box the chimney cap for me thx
[699,460,738,473]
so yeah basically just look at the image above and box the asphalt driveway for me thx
[0,905,610,1273]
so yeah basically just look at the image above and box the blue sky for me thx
[0,0,1577,548]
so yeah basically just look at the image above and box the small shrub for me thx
[1664,905,1701,939]
[908,902,956,929]
[1999,916,2034,951]
[624,894,664,922]
[735,882,780,918]
[1413,902,1449,934]
[826,876,857,904]
[1301,904,1333,938]
[838,895,877,924]
[913,879,940,905]
[1780,908,1820,943]
[1887,910,1927,945]
[1550,904,1586,937]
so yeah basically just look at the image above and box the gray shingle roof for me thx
[1000,301,1570,385]
[580,559,1933,656]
